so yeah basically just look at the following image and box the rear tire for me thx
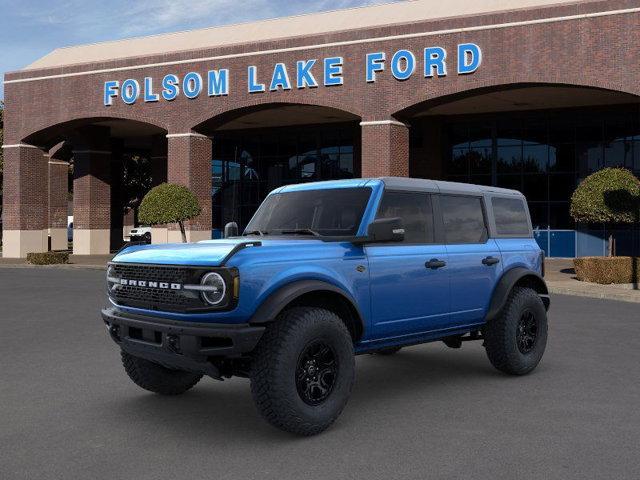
[250,307,355,436]
[484,287,548,375]
[121,351,202,395]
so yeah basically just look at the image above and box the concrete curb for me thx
[547,283,640,304]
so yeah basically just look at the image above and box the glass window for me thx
[604,140,632,168]
[376,192,434,243]
[441,195,487,244]
[528,203,548,230]
[523,144,548,173]
[522,174,547,202]
[497,145,522,174]
[549,174,576,202]
[449,147,469,175]
[469,146,492,174]
[245,187,371,237]
[576,143,603,174]
[549,202,573,229]
[549,144,575,173]
[492,197,531,236]
[496,174,522,192]
[634,142,640,171]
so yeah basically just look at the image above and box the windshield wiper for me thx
[278,228,321,237]
[243,230,267,236]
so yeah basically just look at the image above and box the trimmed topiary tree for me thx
[138,183,202,243]
[570,168,640,256]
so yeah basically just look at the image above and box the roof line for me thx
[43,0,409,54]
[5,6,639,85]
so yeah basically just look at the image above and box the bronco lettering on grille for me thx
[119,278,182,290]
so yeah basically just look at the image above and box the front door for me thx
[367,191,450,339]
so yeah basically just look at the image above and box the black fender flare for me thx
[249,280,366,336]
[485,267,550,322]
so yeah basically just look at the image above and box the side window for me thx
[440,195,487,244]
[492,197,531,236]
[375,191,434,243]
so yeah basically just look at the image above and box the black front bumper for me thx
[102,307,265,378]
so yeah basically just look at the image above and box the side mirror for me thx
[364,217,405,243]
[224,222,239,238]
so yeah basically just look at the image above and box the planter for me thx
[573,256,640,284]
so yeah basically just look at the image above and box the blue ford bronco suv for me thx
[102,177,549,435]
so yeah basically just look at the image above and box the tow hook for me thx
[166,334,181,353]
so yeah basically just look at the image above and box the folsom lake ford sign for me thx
[103,43,482,106]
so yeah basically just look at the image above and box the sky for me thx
[0,0,401,100]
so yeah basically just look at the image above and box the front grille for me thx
[108,263,208,312]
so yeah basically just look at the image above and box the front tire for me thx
[121,351,202,395]
[250,307,355,436]
[484,287,548,375]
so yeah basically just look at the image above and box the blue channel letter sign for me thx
[103,43,482,106]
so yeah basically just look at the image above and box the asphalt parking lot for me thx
[1,268,639,480]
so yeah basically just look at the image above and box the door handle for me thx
[425,259,446,269]
[482,256,500,266]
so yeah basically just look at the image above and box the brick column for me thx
[72,127,112,255]
[151,134,168,187]
[1,144,49,257]
[166,133,212,243]
[48,159,69,251]
[360,120,410,177]
[150,134,169,244]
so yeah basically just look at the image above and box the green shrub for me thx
[573,256,640,284]
[570,168,640,224]
[138,183,202,242]
[27,251,70,265]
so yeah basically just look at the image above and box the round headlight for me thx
[106,265,119,293]
[201,272,226,305]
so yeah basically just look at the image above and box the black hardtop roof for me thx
[377,177,524,197]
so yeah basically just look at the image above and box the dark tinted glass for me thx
[492,198,531,236]
[375,192,434,243]
[441,195,487,244]
[245,187,371,237]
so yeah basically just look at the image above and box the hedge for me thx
[27,251,70,265]
[573,256,640,284]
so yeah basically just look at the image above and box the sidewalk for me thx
[0,254,112,270]
[545,258,640,303]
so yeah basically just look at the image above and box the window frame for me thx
[438,193,490,245]
[372,190,438,245]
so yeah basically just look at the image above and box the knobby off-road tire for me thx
[121,351,203,395]
[250,307,355,436]
[484,287,548,375]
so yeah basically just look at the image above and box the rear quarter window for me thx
[492,197,531,236]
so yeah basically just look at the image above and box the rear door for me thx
[366,191,450,338]
[440,194,503,326]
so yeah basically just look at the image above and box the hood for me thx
[112,237,326,266]
[113,238,250,266]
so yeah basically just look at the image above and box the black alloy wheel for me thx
[295,341,338,406]
[516,310,538,354]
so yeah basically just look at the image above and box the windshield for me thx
[244,187,372,237]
